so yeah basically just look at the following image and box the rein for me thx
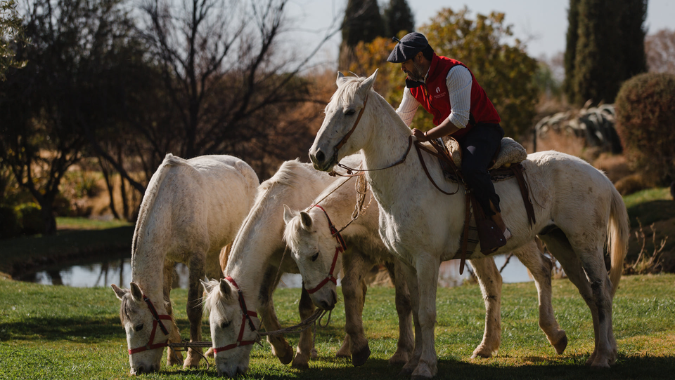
[212,276,260,354]
[304,204,347,294]
[128,294,173,355]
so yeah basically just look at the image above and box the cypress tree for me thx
[563,0,580,102]
[339,0,385,69]
[565,0,648,105]
[383,0,415,37]
[618,0,647,79]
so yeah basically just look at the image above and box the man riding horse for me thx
[388,32,510,251]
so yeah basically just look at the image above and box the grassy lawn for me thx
[56,217,132,230]
[1,274,674,379]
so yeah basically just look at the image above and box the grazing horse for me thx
[282,175,567,362]
[110,154,258,375]
[308,71,629,378]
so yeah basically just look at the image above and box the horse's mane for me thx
[329,76,368,109]
[201,279,233,321]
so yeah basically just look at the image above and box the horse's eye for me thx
[311,252,319,262]
[344,109,355,116]
[220,321,231,329]
[134,324,144,332]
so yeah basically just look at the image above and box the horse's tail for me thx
[607,185,629,298]
[132,153,186,256]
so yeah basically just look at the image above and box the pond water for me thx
[15,253,533,288]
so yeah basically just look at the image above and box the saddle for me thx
[416,138,536,274]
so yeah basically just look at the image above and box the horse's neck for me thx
[130,223,168,302]
[361,96,425,206]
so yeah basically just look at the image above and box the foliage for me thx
[14,202,43,235]
[646,28,675,74]
[0,204,21,238]
[565,0,647,105]
[420,8,540,138]
[339,0,385,68]
[0,0,145,233]
[2,276,675,378]
[382,0,414,37]
[0,0,26,80]
[533,61,562,100]
[614,73,675,185]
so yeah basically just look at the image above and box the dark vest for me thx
[410,54,500,139]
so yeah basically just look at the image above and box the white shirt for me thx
[395,65,472,129]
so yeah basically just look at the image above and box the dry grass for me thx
[615,173,654,196]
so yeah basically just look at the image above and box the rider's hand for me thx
[412,128,428,142]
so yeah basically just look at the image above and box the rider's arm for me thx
[415,66,472,141]
[396,88,419,127]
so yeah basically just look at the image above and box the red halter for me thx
[213,277,260,354]
[128,294,173,355]
[304,205,347,294]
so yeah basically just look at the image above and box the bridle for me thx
[304,204,347,294]
[128,294,172,355]
[213,276,260,354]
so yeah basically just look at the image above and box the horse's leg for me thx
[340,250,372,366]
[409,253,440,379]
[163,261,183,366]
[399,262,423,377]
[184,254,205,368]
[292,286,316,368]
[468,257,502,359]
[259,265,294,365]
[539,229,603,365]
[385,260,414,366]
[513,240,567,354]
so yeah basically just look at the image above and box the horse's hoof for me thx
[586,351,597,366]
[292,356,310,369]
[388,351,409,366]
[204,348,215,358]
[336,352,351,359]
[278,348,294,365]
[471,346,493,359]
[351,345,371,367]
[310,348,318,359]
[553,334,568,355]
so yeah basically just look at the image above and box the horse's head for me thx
[283,205,339,310]
[201,278,255,377]
[309,70,378,171]
[111,283,171,375]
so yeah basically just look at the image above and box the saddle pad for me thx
[444,137,527,170]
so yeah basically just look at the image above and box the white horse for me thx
[308,71,629,378]
[282,175,567,362]
[110,154,258,375]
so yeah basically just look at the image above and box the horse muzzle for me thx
[309,148,334,172]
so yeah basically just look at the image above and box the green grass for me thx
[1,275,674,379]
[56,217,132,230]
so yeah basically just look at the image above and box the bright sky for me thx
[286,0,675,69]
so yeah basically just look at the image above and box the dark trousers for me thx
[456,123,504,217]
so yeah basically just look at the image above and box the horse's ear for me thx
[283,204,295,225]
[111,284,127,301]
[359,69,378,94]
[300,211,313,230]
[129,282,143,302]
[336,71,346,86]
[219,278,231,296]
[201,279,214,294]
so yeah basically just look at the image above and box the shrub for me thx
[15,203,44,235]
[0,205,21,239]
[615,73,675,184]
[614,173,652,196]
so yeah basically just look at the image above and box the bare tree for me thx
[646,28,675,74]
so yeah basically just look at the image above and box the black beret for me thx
[387,32,429,63]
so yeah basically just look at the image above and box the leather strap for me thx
[332,95,369,166]
[127,294,173,355]
[414,141,460,195]
[304,205,346,294]
[459,192,471,275]
[511,163,536,227]
[213,277,259,353]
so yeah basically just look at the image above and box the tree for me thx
[563,0,580,102]
[646,28,675,74]
[419,8,540,138]
[339,0,385,68]
[565,0,647,105]
[0,0,25,80]
[382,0,414,37]
[0,0,146,233]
